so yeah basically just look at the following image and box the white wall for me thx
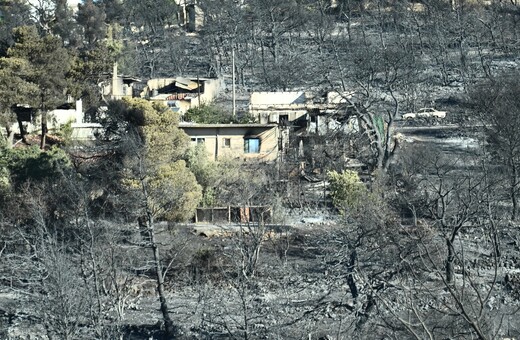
[250,92,306,106]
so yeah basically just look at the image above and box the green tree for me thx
[98,0,125,24]
[4,145,71,186]
[8,26,72,149]
[77,0,107,48]
[0,56,38,145]
[0,140,11,197]
[0,143,71,202]
[51,0,81,47]
[147,161,202,221]
[68,40,120,110]
[101,98,201,337]
[186,143,219,207]
[0,0,32,56]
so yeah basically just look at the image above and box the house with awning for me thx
[141,77,224,115]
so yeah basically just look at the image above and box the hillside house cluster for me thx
[4,62,361,164]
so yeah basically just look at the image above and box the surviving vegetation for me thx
[1,0,520,339]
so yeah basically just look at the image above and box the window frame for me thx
[191,137,205,145]
[223,138,231,148]
[244,138,261,154]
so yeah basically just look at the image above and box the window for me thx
[244,138,260,153]
[191,137,205,145]
[167,100,180,113]
[279,114,289,124]
[223,138,231,148]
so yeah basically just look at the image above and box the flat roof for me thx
[179,123,278,128]
[250,91,306,105]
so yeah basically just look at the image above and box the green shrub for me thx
[327,170,367,213]
[5,146,71,185]
[184,104,250,124]
[57,120,74,145]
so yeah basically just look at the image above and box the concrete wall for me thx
[250,92,306,106]
[8,100,83,135]
[254,110,308,124]
[71,123,102,140]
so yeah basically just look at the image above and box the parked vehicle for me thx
[402,108,447,120]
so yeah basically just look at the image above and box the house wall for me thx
[108,63,137,100]
[71,123,102,140]
[149,96,192,114]
[145,78,177,93]
[249,91,309,124]
[180,126,279,162]
[254,110,308,124]
[250,92,306,106]
[8,100,83,135]
[198,78,223,108]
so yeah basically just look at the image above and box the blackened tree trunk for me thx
[147,213,176,338]
[511,163,518,221]
[5,125,14,147]
[140,175,175,338]
[346,248,359,300]
[40,110,48,150]
[446,236,455,285]
[17,116,27,143]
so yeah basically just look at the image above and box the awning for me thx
[175,77,199,91]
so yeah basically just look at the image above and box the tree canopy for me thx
[106,97,201,222]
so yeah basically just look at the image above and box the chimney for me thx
[112,62,121,98]
[75,99,83,123]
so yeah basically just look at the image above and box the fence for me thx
[195,206,272,224]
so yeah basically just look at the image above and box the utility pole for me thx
[197,75,201,107]
[40,92,47,150]
[232,46,236,118]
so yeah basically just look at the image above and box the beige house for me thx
[179,123,279,162]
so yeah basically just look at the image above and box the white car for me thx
[402,108,447,120]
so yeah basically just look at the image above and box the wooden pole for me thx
[232,47,236,118]
[197,75,201,107]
